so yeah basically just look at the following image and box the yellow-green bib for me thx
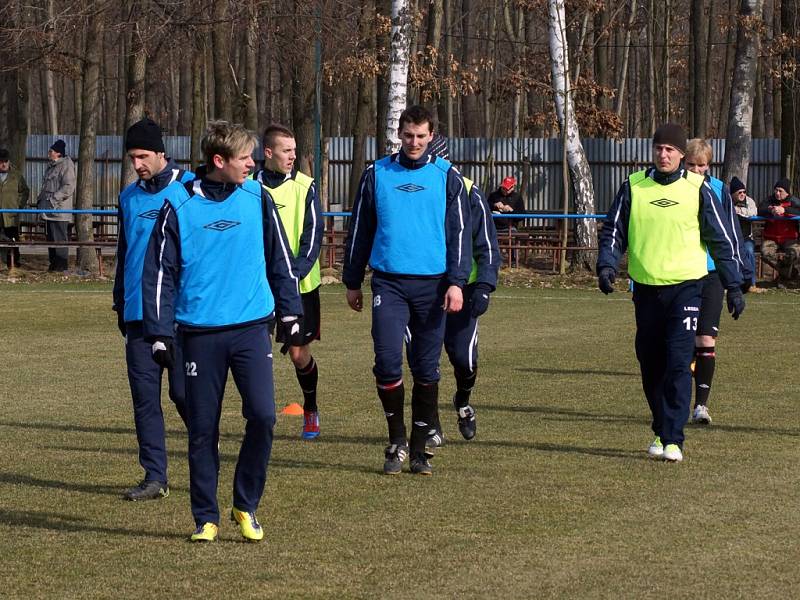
[257,171,321,293]
[463,177,479,284]
[627,169,708,285]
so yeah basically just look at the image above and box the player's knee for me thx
[289,344,310,367]
[695,335,716,347]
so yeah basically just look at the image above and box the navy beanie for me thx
[50,139,67,156]
[125,118,165,153]
[729,176,746,195]
[775,178,791,195]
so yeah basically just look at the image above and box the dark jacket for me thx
[757,193,800,244]
[487,189,525,229]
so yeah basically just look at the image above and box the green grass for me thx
[1,282,798,599]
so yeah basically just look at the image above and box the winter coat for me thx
[0,167,30,228]
[36,156,75,222]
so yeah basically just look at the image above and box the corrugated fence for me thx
[24,134,781,215]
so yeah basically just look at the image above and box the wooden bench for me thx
[0,240,118,276]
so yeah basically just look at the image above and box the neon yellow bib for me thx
[463,177,479,284]
[627,169,708,285]
[256,171,321,293]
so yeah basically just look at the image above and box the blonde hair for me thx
[201,121,256,168]
[685,138,713,164]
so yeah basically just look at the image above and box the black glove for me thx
[116,309,126,337]
[470,284,492,318]
[598,268,616,295]
[151,337,175,369]
[740,280,751,294]
[278,315,304,354]
[726,288,745,320]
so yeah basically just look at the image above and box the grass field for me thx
[1,281,798,599]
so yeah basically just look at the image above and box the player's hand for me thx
[470,284,491,318]
[598,267,616,294]
[443,285,463,313]
[116,309,126,337]
[278,315,304,354]
[151,337,175,369]
[726,288,745,320]
[774,205,785,216]
[346,288,363,312]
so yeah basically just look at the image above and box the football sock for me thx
[377,379,406,444]
[694,346,716,407]
[453,367,477,408]
[410,381,438,454]
[296,356,318,412]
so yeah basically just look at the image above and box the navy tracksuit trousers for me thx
[632,280,703,448]
[125,321,186,484]
[371,273,447,384]
[444,284,480,373]
[182,323,276,527]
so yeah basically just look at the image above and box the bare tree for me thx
[722,0,764,185]
[349,0,376,208]
[121,3,146,189]
[547,0,597,272]
[212,0,232,121]
[384,0,412,153]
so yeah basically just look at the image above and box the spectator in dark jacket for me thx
[0,148,30,267]
[730,176,760,291]
[757,178,800,281]
[488,176,525,231]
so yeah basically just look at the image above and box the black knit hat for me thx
[0,148,9,161]
[125,118,165,153]
[653,123,687,154]
[775,178,791,194]
[730,176,746,194]
[50,139,66,156]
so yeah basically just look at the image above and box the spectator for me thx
[488,176,525,230]
[757,178,800,283]
[36,139,75,272]
[730,176,761,292]
[0,148,30,268]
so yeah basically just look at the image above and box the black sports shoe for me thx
[383,442,409,475]
[424,429,445,459]
[410,452,433,475]
[456,404,477,440]
[123,480,169,501]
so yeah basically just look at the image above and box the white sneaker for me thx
[692,404,712,425]
[647,436,664,458]
[663,444,683,462]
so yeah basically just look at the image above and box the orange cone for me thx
[281,402,304,416]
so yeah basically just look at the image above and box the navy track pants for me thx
[125,321,186,484]
[444,284,480,373]
[633,279,703,448]
[182,324,276,526]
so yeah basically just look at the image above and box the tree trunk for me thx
[717,0,737,136]
[425,0,443,125]
[647,0,656,133]
[594,6,610,110]
[42,0,59,134]
[191,43,205,170]
[178,49,192,134]
[291,0,317,175]
[691,0,709,136]
[349,0,376,208]
[244,0,259,131]
[762,0,774,138]
[121,13,146,190]
[722,0,764,186]
[547,0,597,271]
[614,0,638,118]
[376,0,392,155]
[384,0,412,153]
[461,0,481,136]
[76,8,102,273]
[212,0,232,121]
[780,0,798,179]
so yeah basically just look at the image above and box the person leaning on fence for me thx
[252,124,324,440]
[683,138,751,427]
[0,147,30,268]
[757,178,800,283]
[596,123,745,464]
[142,121,303,543]
[112,118,194,502]
[36,139,75,272]
[729,176,761,292]
[422,134,500,444]
[343,104,472,476]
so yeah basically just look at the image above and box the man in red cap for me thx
[488,176,525,264]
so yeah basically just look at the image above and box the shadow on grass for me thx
[0,508,197,541]
[514,367,639,377]
[0,419,185,437]
[0,472,125,497]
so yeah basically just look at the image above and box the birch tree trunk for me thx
[722,0,764,186]
[384,0,412,154]
[547,0,597,272]
[76,7,102,273]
